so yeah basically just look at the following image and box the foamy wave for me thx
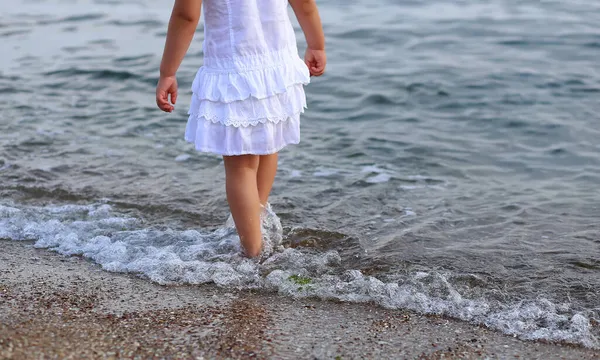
[0,202,597,349]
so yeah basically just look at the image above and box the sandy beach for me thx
[0,241,597,359]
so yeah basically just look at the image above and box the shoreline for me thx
[0,241,598,359]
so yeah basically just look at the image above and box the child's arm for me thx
[156,0,203,112]
[289,0,326,77]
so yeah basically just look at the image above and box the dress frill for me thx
[185,54,310,156]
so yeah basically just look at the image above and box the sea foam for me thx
[0,201,597,349]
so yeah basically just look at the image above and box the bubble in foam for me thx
[88,204,112,218]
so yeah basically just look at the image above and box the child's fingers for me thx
[171,89,178,105]
[156,90,174,112]
[156,91,167,107]
[305,59,312,72]
[306,60,322,76]
[310,61,325,76]
[158,102,173,112]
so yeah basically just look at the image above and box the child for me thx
[156,0,326,257]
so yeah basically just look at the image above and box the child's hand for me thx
[304,48,326,77]
[156,75,178,112]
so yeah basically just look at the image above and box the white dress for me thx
[185,0,310,156]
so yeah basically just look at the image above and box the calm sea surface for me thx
[1,0,599,348]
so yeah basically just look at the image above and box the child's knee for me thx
[223,154,259,171]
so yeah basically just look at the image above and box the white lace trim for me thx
[188,83,307,128]
[188,108,306,128]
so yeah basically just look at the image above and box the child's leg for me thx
[257,153,278,206]
[223,155,262,257]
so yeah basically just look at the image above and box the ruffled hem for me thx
[188,83,307,127]
[185,113,300,156]
[191,56,310,103]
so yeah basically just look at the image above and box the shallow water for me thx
[1,0,599,349]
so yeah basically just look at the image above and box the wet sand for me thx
[0,241,598,359]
